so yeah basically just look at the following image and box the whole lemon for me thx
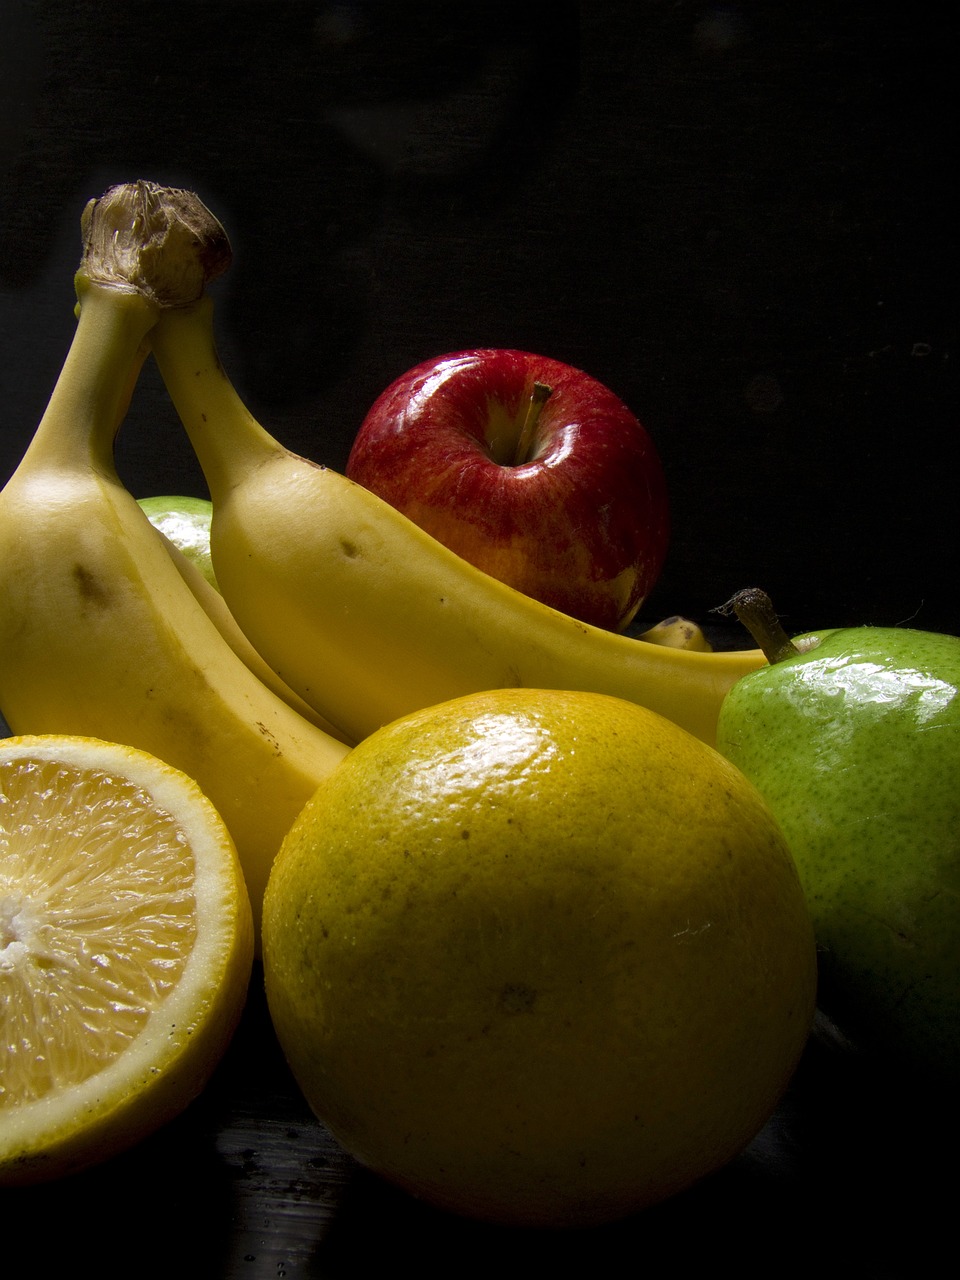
[262,689,816,1228]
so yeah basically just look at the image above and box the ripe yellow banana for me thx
[636,616,714,652]
[157,527,352,743]
[0,185,349,935]
[150,301,766,747]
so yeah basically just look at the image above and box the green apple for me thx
[715,589,960,1081]
[138,495,218,591]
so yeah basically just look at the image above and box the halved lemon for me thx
[0,735,253,1185]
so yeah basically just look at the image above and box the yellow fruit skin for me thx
[0,281,349,939]
[637,615,714,651]
[150,300,766,747]
[0,735,253,1187]
[262,689,817,1228]
[157,529,353,743]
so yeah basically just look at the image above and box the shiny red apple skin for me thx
[345,349,670,631]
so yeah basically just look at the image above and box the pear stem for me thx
[720,588,800,664]
[513,382,552,465]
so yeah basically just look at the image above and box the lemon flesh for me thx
[263,688,816,1228]
[0,735,253,1185]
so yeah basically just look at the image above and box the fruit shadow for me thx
[307,1010,957,1280]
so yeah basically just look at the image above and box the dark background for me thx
[1,4,957,1276]
[2,0,956,639]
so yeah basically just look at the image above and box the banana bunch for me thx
[147,294,765,748]
[0,184,349,936]
[0,175,764,953]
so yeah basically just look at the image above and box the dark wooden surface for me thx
[1,4,958,1273]
[2,967,955,1280]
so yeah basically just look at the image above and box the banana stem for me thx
[150,300,286,503]
[79,179,230,305]
[70,181,275,508]
[16,282,159,476]
[15,180,232,480]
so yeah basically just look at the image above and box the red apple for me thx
[345,349,669,631]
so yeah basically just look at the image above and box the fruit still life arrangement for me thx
[0,182,956,1226]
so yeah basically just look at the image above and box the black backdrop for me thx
[1,1,956,640]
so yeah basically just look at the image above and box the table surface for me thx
[3,968,956,1279]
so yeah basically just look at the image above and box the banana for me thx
[156,527,353,743]
[636,616,714,652]
[0,185,349,936]
[149,298,766,748]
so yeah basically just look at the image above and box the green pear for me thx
[138,495,218,591]
[715,589,960,1081]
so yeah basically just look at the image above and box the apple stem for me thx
[719,588,800,663]
[513,381,552,465]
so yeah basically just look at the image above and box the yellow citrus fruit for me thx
[0,734,253,1185]
[262,688,816,1228]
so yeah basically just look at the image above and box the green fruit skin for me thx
[716,626,960,1081]
[138,496,218,591]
